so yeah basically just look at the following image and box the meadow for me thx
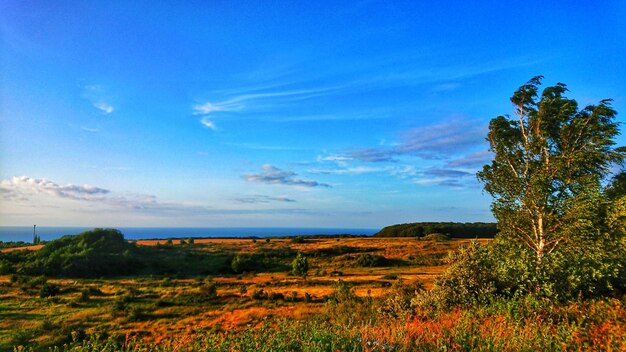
[1,232,624,351]
[0,235,457,350]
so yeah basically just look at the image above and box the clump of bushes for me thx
[39,283,60,298]
[422,233,451,241]
[231,254,255,274]
[378,280,424,319]
[268,292,284,301]
[355,254,388,267]
[290,236,308,244]
[199,280,218,299]
[411,241,498,311]
[251,288,268,300]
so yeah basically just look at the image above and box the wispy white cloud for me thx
[234,195,296,204]
[200,117,216,130]
[412,168,477,188]
[94,101,114,114]
[80,126,99,133]
[193,101,242,115]
[83,84,115,115]
[316,154,353,167]
[192,86,344,128]
[244,164,331,188]
[308,166,390,175]
[347,118,488,162]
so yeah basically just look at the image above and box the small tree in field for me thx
[478,76,624,274]
[292,252,308,278]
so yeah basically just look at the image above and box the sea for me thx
[0,226,379,243]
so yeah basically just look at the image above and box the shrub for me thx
[378,280,424,319]
[28,275,48,288]
[268,292,284,301]
[79,289,90,302]
[291,252,309,278]
[239,285,248,295]
[39,283,60,298]
[199,280,218,299]
[355,253,388,267]
[412,240,497,311]
[291,236,307,244]
[326,280,368,327]
[251,288,267,300]
[382,273,398,280]
[231,254,255,274]
[422,233,451,241]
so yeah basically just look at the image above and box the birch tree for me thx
[478,76,623,271]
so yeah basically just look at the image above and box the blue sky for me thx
[1,1,625,228]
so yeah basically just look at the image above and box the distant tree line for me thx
[373,222,498,238]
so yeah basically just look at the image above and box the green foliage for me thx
[374,222,497,238]
[39,283,60,298]
[354,253,388,267]
[478,76,624,270]
[16,228,140,277]
[0,240,30,249]
[291,236,307,243]
[412,241,499,310]
[291,252,309,277]
[378,280,424,319]
[231,254,254,273]
[422,233,451,241]
[605,171,626,200]
[79,289,90,302]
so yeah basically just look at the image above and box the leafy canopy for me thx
[478,76,624,266]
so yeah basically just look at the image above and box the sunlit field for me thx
[2,236,624,351]
[0,236,471,349]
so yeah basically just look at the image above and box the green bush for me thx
[422,233,451,241]
[231,254,254,274]
[355,254,387,267]
[290,236,307,244]
[412,241,498,311]
[379,280,424,319]
[16,228,140,278]
[291,252,308,277]
[39,283,60,298]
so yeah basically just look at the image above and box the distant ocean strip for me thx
[0,227,379,242]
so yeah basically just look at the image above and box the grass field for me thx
[0,236,474,350]
[2,236,624,351]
